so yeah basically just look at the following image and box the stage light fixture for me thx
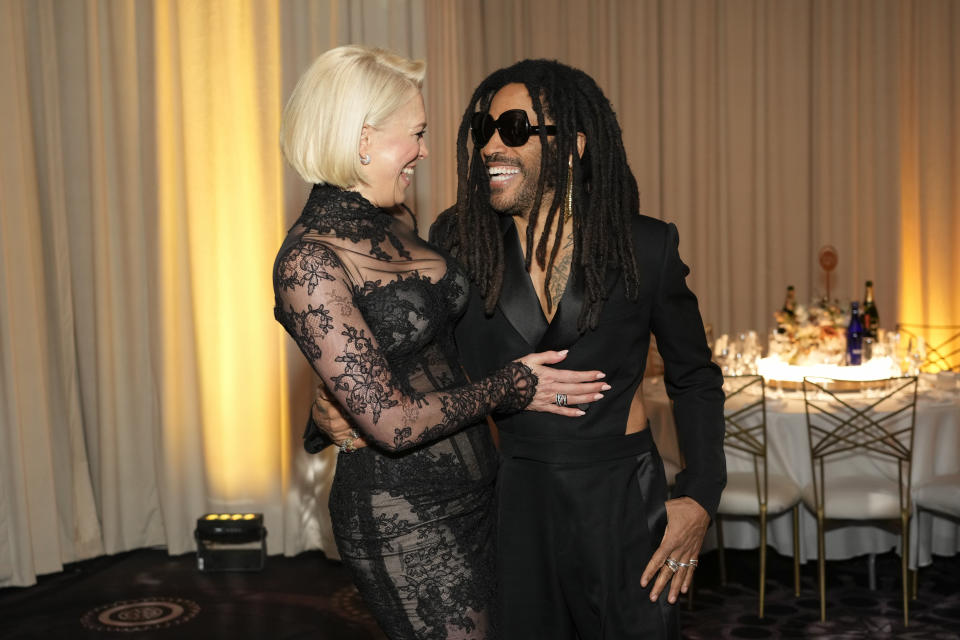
[194,512,266,572]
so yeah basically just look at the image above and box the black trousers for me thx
[497,429,679,640]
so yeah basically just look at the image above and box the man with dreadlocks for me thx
[427,59,726,639]
[313,58,725,637]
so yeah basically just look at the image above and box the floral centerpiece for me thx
[771,298,848,365]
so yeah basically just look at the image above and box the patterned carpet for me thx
[682,548,960,639]
[1,546,958,639]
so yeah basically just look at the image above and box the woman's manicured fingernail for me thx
[601,384,611,391]
[596,372,606,379]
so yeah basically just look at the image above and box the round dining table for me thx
[642,374,960,569]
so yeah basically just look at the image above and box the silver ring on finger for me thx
[688,558,699,567]
[664,558,680,573]
[555,393,568,407]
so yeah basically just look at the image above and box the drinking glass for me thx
[907,337,927,376]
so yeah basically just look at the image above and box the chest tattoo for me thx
[547,232,575,306]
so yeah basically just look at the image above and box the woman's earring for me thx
[360,154,371,165]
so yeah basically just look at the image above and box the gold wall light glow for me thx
[898,193,960,352]
[896,10,960,341]
[897,142,924,328]
[155,0,287,501]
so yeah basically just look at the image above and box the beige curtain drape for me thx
[2,0,957,588]
[0,0,427,588]
[425,0,959,337]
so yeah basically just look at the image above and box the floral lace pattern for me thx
[274,186,536,452]
[273,184,534,638]
[297,186,411,261]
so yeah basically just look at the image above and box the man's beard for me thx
[491,162,539,216]
[489,142,558,217]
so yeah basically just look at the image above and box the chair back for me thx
[896,323,960,372]
[722,375,768,508]
[802,376,918,517]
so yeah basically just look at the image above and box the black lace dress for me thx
[273,185,536,639]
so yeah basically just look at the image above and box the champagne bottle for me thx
[862,280,879,339]
[846,301,864,365]
[782,285,797,318]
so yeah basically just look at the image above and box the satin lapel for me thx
[498,217,548,349]
[604,263,622,297]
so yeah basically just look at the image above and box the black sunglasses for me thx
[471,109,558,148]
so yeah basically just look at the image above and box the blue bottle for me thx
[846,301,864,365]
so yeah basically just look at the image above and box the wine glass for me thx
[741,330,761,374]
[885,331,904,374]
[907,337,927,376]
[714,334,731,373]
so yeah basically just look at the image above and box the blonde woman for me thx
[274,45,607,639]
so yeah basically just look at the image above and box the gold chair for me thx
[896,323,960,372]
[802,376,918,626]
[914,474,960,520]
[911,472,960,598]
[714,375,801,618]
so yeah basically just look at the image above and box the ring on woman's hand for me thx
[555,393,568,407]
[664,558,680,572]
[337,429,361,454]
[688,558,699,567]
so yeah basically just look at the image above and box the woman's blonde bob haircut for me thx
[280,45,425,186]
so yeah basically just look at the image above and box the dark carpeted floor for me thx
[684,548,960,639]
[1,546,958,639]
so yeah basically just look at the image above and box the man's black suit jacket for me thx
[432,211,726,517]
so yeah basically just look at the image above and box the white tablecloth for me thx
[643,376,960,568]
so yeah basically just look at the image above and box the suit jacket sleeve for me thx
[650,222,726,518]
[303,411,335,453]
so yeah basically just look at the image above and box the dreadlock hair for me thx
[448,59,642,331]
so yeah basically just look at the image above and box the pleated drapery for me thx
[1,0,957,587]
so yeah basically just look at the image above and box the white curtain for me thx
[1,0,957,588]
[0,0,427,588]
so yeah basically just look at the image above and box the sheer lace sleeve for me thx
[275,239,537,452]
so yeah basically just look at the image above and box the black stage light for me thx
[194,513,267,572]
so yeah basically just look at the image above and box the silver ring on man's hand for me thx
[555,393,568,407]
[664,558,680,573]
